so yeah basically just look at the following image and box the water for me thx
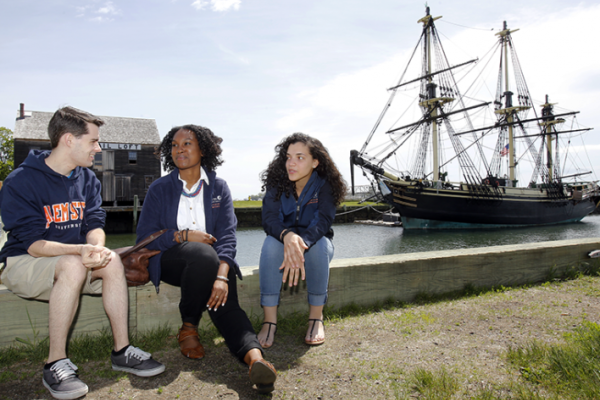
[107,215,600,267]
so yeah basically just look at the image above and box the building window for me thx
[94,153,103,171]
[144,175,155,190]
[128,151,137,165]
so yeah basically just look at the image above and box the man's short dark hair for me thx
[48,106,105,148]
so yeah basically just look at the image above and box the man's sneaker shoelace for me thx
[112,345,165,377]
[43,358,89,399]
[49,359,79,382]
[123,346,152,363]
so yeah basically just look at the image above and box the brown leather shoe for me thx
[177,323,205,359]
[249,358,277,393]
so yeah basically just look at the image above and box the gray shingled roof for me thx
[13,110,161,145]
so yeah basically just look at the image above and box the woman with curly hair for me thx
[136,125,277,393]
[258,133,347,348]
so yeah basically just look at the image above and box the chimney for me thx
[19,103,25,119]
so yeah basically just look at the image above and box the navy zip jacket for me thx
[0,150,106,263]
[136,168,240,291]
[262,171,336,247]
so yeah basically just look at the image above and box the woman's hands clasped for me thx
[175,229,217,245]
[190,230,217,245]
[280,233,308,287]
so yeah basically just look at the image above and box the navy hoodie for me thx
[0,150,106,263]
[262,171,336,248]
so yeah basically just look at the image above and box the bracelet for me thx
[216,275,229,282]
[175,230,188,244]
[281,229,293,241]
[279,229,288,240]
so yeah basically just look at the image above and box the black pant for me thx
[160,242,260,362]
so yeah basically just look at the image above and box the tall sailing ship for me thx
[351,7,598,229]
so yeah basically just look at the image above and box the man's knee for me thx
[92,252,125,279]
[55,255,88,283]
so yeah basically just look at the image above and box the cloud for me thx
[76,1,121,22]
[97,1,119,15]
[191,0,241,12]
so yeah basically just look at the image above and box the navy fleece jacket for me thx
[136,169,240,290]
[0,150,106,263]
[262,171,336,248]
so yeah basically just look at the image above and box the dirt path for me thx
[2,276,599,399]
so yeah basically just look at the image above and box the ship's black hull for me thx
[386,182,597,229]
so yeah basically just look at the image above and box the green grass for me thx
[233,200,263,208]
[506,320,600,399]
[232,200,386,209]
[1,259,599,397]
[408,367,460,399]
[0,297,411,372]
[0,324,175,370]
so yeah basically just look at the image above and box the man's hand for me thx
[80,244,112,269]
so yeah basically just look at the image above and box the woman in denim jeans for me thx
[258,133,347,347]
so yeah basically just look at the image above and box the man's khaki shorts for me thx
[0,254,102,301]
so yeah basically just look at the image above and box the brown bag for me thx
[114,229,168,287]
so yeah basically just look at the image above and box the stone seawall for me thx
[1,237,599,347]
[235,205,392,228]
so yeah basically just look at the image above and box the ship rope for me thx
[443,119,502,201]
[528,131,548,186]
[359,30,425,155]
[411,122,431,178]
[489,125,508,177]
[436,26,491,172]
[335,204,394,216]
[508,36,534,114]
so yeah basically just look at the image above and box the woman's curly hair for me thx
[260,133,347,205]
[156,124,224,173]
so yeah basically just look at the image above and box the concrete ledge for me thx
[1,237,599,347]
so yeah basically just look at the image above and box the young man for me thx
[0,106,165,399]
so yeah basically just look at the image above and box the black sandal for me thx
[305,319,325,346]
[260,322,277,349]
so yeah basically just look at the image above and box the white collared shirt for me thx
[177,167,209,232]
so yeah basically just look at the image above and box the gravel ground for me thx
[2,275,600,399]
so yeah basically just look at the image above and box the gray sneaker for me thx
[42,358,88,400]
[111,346,165,377]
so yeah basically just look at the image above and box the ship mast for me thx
[539,95,565,181]
[417,7,452,183]
[494,21,529,186]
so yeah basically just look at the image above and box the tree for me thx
[248,191,265,201]
[0,127,14,181]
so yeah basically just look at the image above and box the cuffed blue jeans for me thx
[259,235,334,307]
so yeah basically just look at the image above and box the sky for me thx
[1,0,599,199]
